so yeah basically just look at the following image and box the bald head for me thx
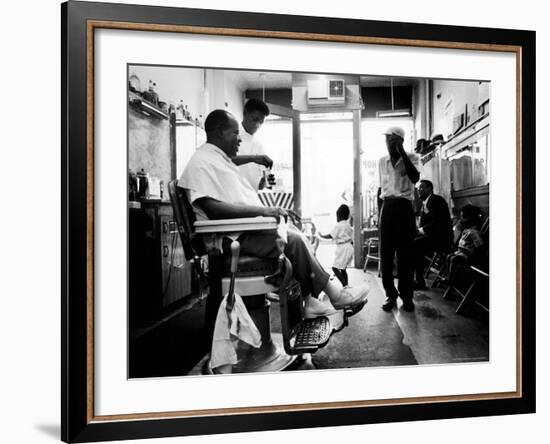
[205,110,241,158]
[205,109,233,134]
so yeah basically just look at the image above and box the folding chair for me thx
[362,236,381,275]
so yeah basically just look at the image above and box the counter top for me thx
[129,199,171,209]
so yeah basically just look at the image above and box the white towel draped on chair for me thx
[210,293,262,370]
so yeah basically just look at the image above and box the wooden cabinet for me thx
[129,201,192,328]
[158,211,190,307]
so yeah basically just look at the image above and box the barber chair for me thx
[168,180,347,374]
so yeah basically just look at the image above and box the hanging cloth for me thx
[210,293,262,371]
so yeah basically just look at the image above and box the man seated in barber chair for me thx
[178,110,369,348]
[413,179,453,289]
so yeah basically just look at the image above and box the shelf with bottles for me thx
[443,112,490,156]
[174,100,204,129]
[175,117,204,128]
[128,91,168,120]
[175,116,195,126]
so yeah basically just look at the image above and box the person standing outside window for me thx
[237,98,271,190]
[378,127,420,312]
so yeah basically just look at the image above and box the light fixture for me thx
[376,110,411,118]
[260,73,266,102]
[376,77,411,118]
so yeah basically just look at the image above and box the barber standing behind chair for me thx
[378,127,420,312]
[237,98,271,190]
[413,179,453,290]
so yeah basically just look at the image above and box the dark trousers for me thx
[413,235,434,286]
[380,198,416,302]
[332,268,348,287]
[238,227,331,298]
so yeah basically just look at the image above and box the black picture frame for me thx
[62,1,536,442]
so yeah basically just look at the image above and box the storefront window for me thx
[258,116,293,193]
[300,117,354,233]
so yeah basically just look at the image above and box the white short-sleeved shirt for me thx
[378,152,420,201]
[178,142,262,221]
[237,122,266,190]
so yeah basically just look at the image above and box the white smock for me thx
[237,122,266,190]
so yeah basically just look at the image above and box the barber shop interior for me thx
[128,65,490,377]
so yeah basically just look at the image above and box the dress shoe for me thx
[402,299,415,312]
[381,298,397,312]
[304,293,338,319]
[329,285,369,310]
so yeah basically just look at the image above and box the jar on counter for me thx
[136,168,150,199]
[128,170,138,201]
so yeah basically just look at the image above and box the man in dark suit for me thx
[413,179,453,289]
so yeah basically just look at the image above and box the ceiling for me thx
[224,70,419,90]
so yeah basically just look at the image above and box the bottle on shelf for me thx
[136,168,150,199]
[150,82,159,106]
[176,100,184,120]
[142,80,154,103]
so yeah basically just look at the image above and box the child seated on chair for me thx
[442,204,484,286]
[318,204,354,287]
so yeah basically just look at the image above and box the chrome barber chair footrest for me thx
[292,316,332,353]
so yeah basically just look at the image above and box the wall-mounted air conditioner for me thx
[307,79,346,106]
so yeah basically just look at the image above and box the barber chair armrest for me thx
[194,216,278,234]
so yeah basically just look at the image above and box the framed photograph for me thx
[62,0,535,442]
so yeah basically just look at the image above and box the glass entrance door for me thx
[300,113,354,234]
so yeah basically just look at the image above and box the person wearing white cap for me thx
[378,126,420,312]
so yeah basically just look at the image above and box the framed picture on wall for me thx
[62,1,535,442]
